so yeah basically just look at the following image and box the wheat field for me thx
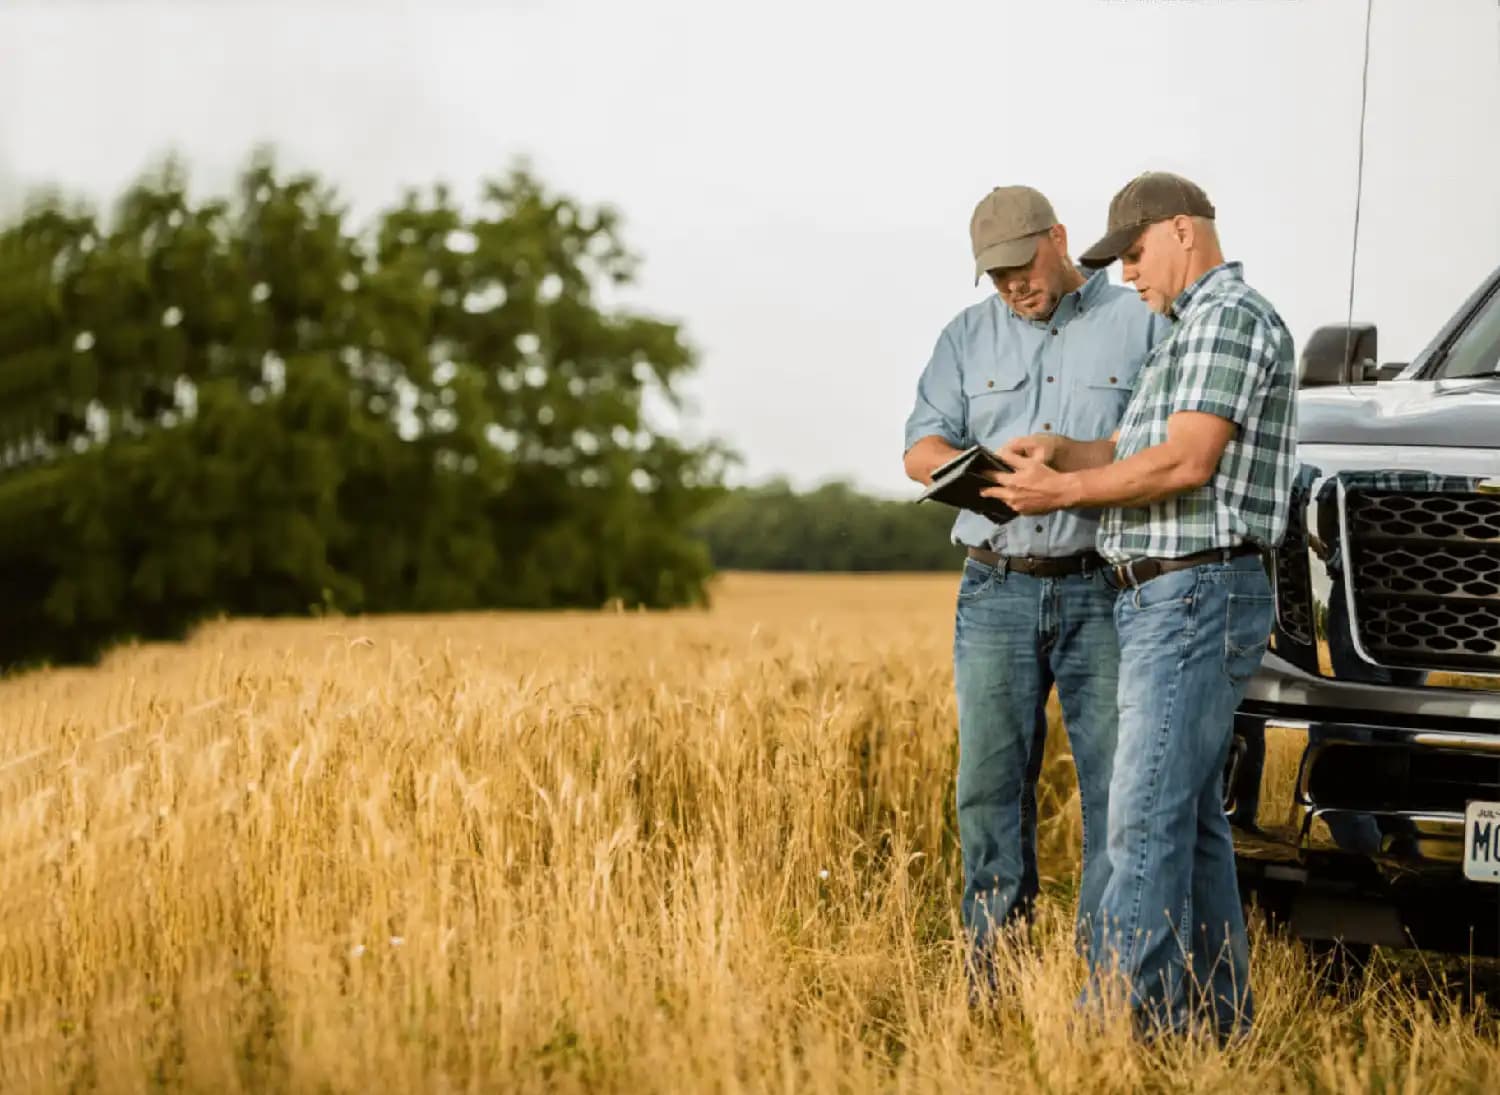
[1,572,1497,1093]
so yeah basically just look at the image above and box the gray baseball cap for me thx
[1079,172,1216,269]
[969,186,1057,284]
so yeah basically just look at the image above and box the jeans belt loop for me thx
[998,555,1011,580]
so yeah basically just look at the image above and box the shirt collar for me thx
[1169,261,1244,322]
[1075,267,1111,310]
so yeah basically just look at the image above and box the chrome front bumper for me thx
[1227,701,1500,881]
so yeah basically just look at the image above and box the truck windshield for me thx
[1432,278,1500,380]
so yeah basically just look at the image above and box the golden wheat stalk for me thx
[0,574,1495,1093]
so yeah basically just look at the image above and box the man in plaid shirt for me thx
[981,172,1296,1039]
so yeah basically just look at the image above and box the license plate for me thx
[1463,801,1500,883]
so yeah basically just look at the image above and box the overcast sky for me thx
[3,0,1499,496]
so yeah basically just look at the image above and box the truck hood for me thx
[1299,377,1500,448]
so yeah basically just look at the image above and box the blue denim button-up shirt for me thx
[904,269,1168,556]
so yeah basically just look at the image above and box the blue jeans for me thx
[953,557,1121,972]
[1088,554,1273,1037]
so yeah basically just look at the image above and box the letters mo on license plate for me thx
[1464,801,1500,883]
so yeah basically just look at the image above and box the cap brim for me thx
[1079,223,1147,270]
[972,235,1042,284]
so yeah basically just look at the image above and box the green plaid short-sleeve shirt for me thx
[1097,262,1297,563]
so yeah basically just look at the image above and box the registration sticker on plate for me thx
[1463,801,1500,883]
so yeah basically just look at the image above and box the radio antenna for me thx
[1343,0,1375,378]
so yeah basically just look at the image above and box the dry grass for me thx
[1,572,1497,1093]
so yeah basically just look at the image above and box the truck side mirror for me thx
[1300,323,1378,387]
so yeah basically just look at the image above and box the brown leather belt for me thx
[1106,544,1263,589]
[966,546,1105,577]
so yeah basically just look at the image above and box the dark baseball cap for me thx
[1079,172,1216,270]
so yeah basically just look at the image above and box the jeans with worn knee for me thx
[953,557,1121,972]
[1088,554,1273,1037]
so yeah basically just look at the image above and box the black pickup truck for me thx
[1227,264,1500,955]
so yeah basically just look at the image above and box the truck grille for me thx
[1272,480,1315,646]
[1345,488,1500,672]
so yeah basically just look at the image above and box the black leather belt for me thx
[1106,544,1263,589]
[966,546,1105,577]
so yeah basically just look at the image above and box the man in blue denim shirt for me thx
[903,185,1165,984]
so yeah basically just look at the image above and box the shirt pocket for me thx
[963,360,1029,445]
[1070,360,1137,440]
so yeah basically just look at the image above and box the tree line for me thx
[692,479,960,572]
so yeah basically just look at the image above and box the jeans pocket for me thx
[1224,592,1274,685]
[957,558,997,602]
[1128,566,1198,611]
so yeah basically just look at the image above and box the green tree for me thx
[0,153,729,669]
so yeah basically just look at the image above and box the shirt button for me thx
[1046,376,1055,383]
[1109,376,1118,384]
[1043,422,1052,430]
[1050,328,1059,336]
[1034,524,1044,533]
[987,380,994,388]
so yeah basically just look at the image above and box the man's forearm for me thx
[1061,442,1212,508]
[903,435,962,486]
[1051,436,1117,473]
